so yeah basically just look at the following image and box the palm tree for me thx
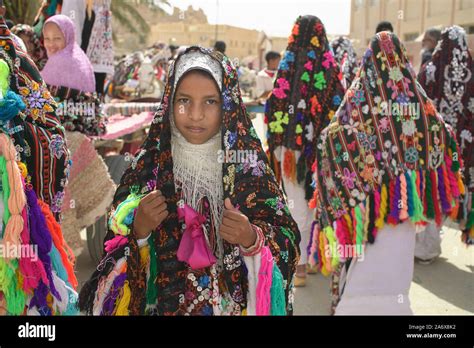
[3,0,41,25]
[111,0,170,44]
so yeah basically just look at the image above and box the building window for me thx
[355,0,364,10]
[460,0,474,10]
[464,24,474,34]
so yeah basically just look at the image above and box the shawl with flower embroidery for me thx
[78,46,300,316]
[308,32,465,276]
[418,26,474,243]
[0,17,69,219]
[265,15,345,200]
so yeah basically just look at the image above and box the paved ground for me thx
[292,226,473,315]
[74,113,473,315]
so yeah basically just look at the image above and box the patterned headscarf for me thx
[265,15,344,200]
[11,24,48,70]
[0,16,69,218]
[79,46,300,315]
[309,32,465,275]
[418,26,474,243]
[330,36,358,91]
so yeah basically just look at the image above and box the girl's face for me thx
[173,70,222,145]
[43,22,66,57]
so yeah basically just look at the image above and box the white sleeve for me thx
[137,233,151,248]
[243,252,261,315]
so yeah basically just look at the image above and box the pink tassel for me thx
[104,235,129,253]
[256,246,274,316]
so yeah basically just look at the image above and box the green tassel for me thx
[355,206,363,252]
[0,157,11,227]
[450,139,460,172]
[0,259,26,315]
[146,235,158,306]
[325,225,339,269]
[466,197,474,230]
[296,155,306,184]
[410,170,427,223]
[270,265,286,315]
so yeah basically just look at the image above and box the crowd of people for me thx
[0,0,471,316]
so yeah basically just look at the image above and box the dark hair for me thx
[425,27,442,42]
[265,51,281,63]
[173,68,221,103]
[214,41,226,53]
[376,21,393,34]
[5,19,14,29]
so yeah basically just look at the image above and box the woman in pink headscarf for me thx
[42,14,95,93]
[41,14,115,253]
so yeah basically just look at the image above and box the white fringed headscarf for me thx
[170,50,225,260]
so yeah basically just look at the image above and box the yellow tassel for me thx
[457,174,465,195]
[139,245,150,267]
[319,232,330,276]
[343,214,352,233]
[115,281,131,316]
[375,184,388,229]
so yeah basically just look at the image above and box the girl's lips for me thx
[186,126,206,133]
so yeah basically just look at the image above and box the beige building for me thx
[148,6,288,67]
[350,0,474,68]
[114,4,288,68]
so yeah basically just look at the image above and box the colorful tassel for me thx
[146,235,158,306]
[256,246,273,315]
[115,280,131,316]
[270,264,286,315]
[375,184,388,228]
[399,173,409,221]
[282,149,296,182]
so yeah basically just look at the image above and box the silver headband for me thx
[173,50,223,92]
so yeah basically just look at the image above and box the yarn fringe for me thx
[309,162,465,276]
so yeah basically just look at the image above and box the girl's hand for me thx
[219,198,257,248]
[133,190,168,239]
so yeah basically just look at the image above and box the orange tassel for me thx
[38,200,78,289]
[283,149,296,182]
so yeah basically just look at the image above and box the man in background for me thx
[375,21,393,33]
[255,50,281,100]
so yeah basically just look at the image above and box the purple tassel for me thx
[389,176,401,223]
[437,167,450,214]
[29,281,52,316]
[25,188,60,301]
[101,273,127,315]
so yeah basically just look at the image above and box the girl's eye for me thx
[177,98,189,104]
[206,99,218,105]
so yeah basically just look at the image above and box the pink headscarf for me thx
[41,15,96,93]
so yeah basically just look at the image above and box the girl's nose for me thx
[188,104,205,121]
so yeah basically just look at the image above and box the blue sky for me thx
[165,0,352,37]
